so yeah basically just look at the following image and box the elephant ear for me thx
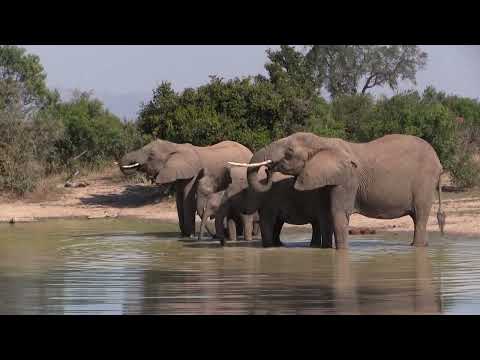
[155,152,200,185]
[294,150,357,191]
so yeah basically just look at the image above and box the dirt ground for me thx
[1,167,479,237]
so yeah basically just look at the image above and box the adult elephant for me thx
[118,139,252,237]
[240,132,446,249]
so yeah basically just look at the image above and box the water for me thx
[0,218,479,314]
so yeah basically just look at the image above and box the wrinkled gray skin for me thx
[215,166,333,248]
[197,167,260,245]
[246,132,446,249]
[119,139,252,237]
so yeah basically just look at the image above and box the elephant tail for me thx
[436,171,446,235]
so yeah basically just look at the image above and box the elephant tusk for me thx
[228,160,272,168]
[121,163,140,169]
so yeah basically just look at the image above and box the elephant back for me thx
[195,141,253,186]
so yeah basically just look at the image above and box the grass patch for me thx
[23,173,67,203]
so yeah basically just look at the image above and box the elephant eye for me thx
[147,151,156,161]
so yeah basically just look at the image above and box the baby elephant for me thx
[197,167,259,245]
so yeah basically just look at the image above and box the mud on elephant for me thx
[118,139,252,237]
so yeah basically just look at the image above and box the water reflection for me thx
[333,250,359,314]
[0,219,476,314]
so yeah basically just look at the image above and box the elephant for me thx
[238,132,446,249]
[197,166,260,245]
[216,165,333,248]
[118,139,252,237]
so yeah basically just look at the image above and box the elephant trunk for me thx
[247,147,274,193]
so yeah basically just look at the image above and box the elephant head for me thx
[233,133,359,192]
[196,169,219,218]
[119,140,201,185]
[195,167,233,220]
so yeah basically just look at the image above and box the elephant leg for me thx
[215,216,226,244]
[411,210,431,247]
[227,218,237,242]
[330,186,353,250]
[181,179,197,237]
[311,221,322,248]
[272,219,284,247]
[175,183,187,236]
[234,215,244,237]
[322,225,334,248]
[332,211,349,249]
[411,185,434,247]
[253,221,261,237]
[259,214,275,248]
[320,214,334,249]
[183,201,196,237]
[241,214,254,241]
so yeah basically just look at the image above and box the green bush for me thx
[331,94,374,141]
[137,76,345,151]
[0,105,45,194]
[449,153,480,188]
[51,91,146,168]
[136,79,480,188]
[0,89,147,195]
[355,91,458,169]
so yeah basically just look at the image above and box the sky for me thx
[22,45,480,119]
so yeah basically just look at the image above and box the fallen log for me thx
[65,181,90,188]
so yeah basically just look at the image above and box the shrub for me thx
[0,105,43,194]
[0,89,147,196]
[51,91,146,169]
[449,153,480,188]
[331,94,374,141]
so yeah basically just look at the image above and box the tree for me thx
[266,45,428,98]
[0,45,58,114]
[309,45,428,97]
[265,45,319,96]
[137,81,179,139]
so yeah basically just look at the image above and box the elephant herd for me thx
[118,132,446,249]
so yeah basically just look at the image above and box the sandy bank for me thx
[1,167,479,238]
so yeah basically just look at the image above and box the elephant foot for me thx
[262,243,281,248]
[310,242,323,248]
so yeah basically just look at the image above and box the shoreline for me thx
[1,167,479,238]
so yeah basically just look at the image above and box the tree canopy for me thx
[0,45,58,113]
[265,45,428,98]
